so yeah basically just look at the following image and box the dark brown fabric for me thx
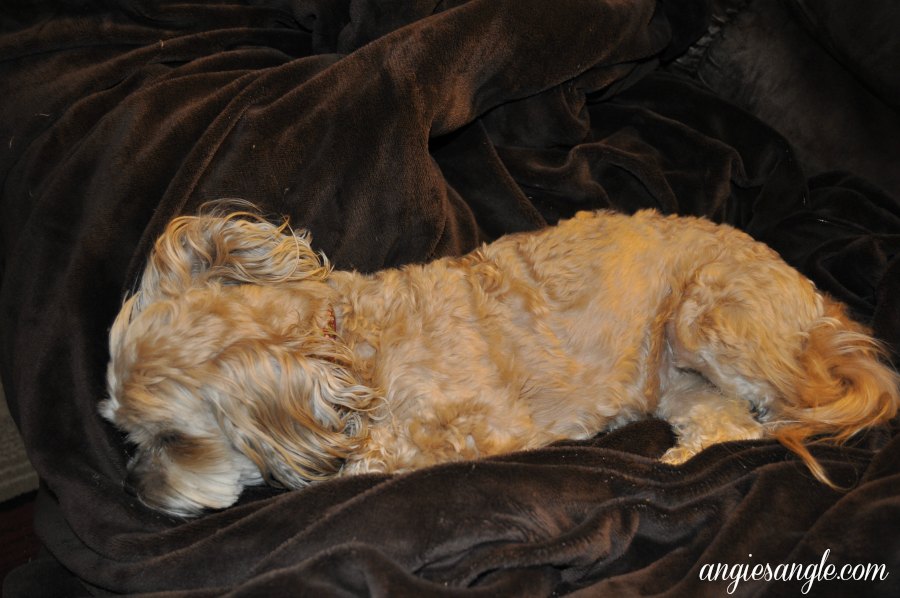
[672,0,900,197]
[1,0,898,595]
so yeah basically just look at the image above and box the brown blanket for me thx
[1,0,898,595]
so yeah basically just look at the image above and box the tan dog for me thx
[101,206,899,516]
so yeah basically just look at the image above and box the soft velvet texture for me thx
[1,0,898,595]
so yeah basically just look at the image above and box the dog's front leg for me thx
[655,372,765,465]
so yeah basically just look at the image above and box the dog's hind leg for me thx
[665,245,824,423]
[665,244,898,485]
[656,372,764,465]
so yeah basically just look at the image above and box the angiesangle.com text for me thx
[699,549,889,594]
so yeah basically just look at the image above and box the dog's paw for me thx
[660,445,696,465]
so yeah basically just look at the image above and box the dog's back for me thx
[342,209,899,485]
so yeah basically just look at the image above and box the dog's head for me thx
[100,205,378,517]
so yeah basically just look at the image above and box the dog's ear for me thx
[213,342,381,489]
[134,203,330,310]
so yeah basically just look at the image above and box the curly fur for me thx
[100,205,900,516]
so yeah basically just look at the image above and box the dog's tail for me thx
[775,300,899,487]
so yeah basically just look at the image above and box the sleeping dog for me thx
[101,205,899,516]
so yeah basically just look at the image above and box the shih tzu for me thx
[100,205,899,516]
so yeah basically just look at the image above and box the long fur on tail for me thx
[775,300,899,487]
